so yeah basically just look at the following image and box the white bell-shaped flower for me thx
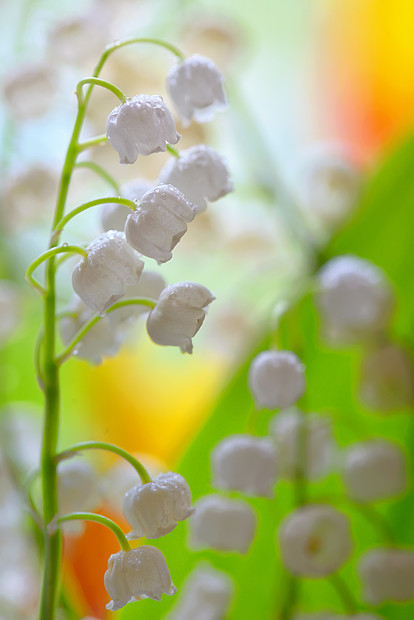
[167,564,233,620]
[3,61,57,121]
[72,231,144,315]
[190,494,256,553]
[106,94,180,164]
[359,343,414,412]
[248,351,306,410]
[167,54,227,126]
[159,144,233,213]
[123,472,194,539]
[269,409,334,480]
[358,547,414,604]
[342,439,407,502]
[316,255,393,342]
[57,460,100,535]
[211,434,278,497]
[105,545,176,610]
[125,184,196,263]
[60,296,124,365]
[146,282,215,353]
[108,270,167,325]
[279,504,353,577]
[101,179,153,232]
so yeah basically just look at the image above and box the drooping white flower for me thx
[108,270,167,325]
[101,179,153,232]
[279,504,353,577]
[295,145,362,230]
[57,460,100,535]
[190,494,256,553]
[248,351,306,410]
[211,434,277,497]
[125,184,196,263]
[342,440,407,502]
[167,54,227,126]
[269,409,334,481]
[105,545,176,610]
[72,231,144,315]
[359,343,414,412]
[106,94,180,164]
[3,62,57,121]
[146,282,215,353]
[123,471,194,539]
[316,256,393,342]
[358,547,414,604]
[159,144,233,213]
[167,564,234,620]
[60,295,125,365]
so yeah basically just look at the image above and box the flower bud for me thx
[125,184,195,263]
[211,434,277,497]
[279,505,353,577]
[167,54,227,126]
[106,94,180,164]
[146,282,215,353]
[358,547,414,604]
[316,256,393,342]
[57,460,100,535]
[60,296,124,364]
[190,494,256,553]
[269,409,334,480]
[248,351,306,410]
[3,62,57,121]
[342,440,407,502]
[359,343,414,412]
[123,471,194,539]
[105,546,176,610]
[167,564,233,620]
[72,231,144,315]
[101,179,153,232]
[159,144,233,213]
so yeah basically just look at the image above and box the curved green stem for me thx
[329,573,357,615]
[51,512,131,552]
[167,144,180,158]
[54,197,136,232]
[76,77,127,105]
[25,246,88,295]
[77,134,107,152]
[57,441,152,484]
[75,161,120,193]
[56,297,156,364]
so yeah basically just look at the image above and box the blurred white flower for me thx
[3,61,57,120]
[106,95,180,164]
[0,281,20,345]
[295,145,362,230]
[211,434,277,497]
[125,184,196,263]
[123,472,194,539]
[248,351,306,410]
[159,144,233,213]
[101,179,153,232]
[316,256,393,342]
[167,54,227,126]
[105,546,176,610]
[0,404,41,472]
[57,460,100,535]
[342,439,407,502]
[108,269,167,325]
[190,494,256,553]
[359,343,414,412]
[167,563,233,620]
[359,547,414,604]
[269,409,334,480]
[279,505,353,577]
[72,231,144,315]
[47,11,109,66]
[146,282,215,353]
